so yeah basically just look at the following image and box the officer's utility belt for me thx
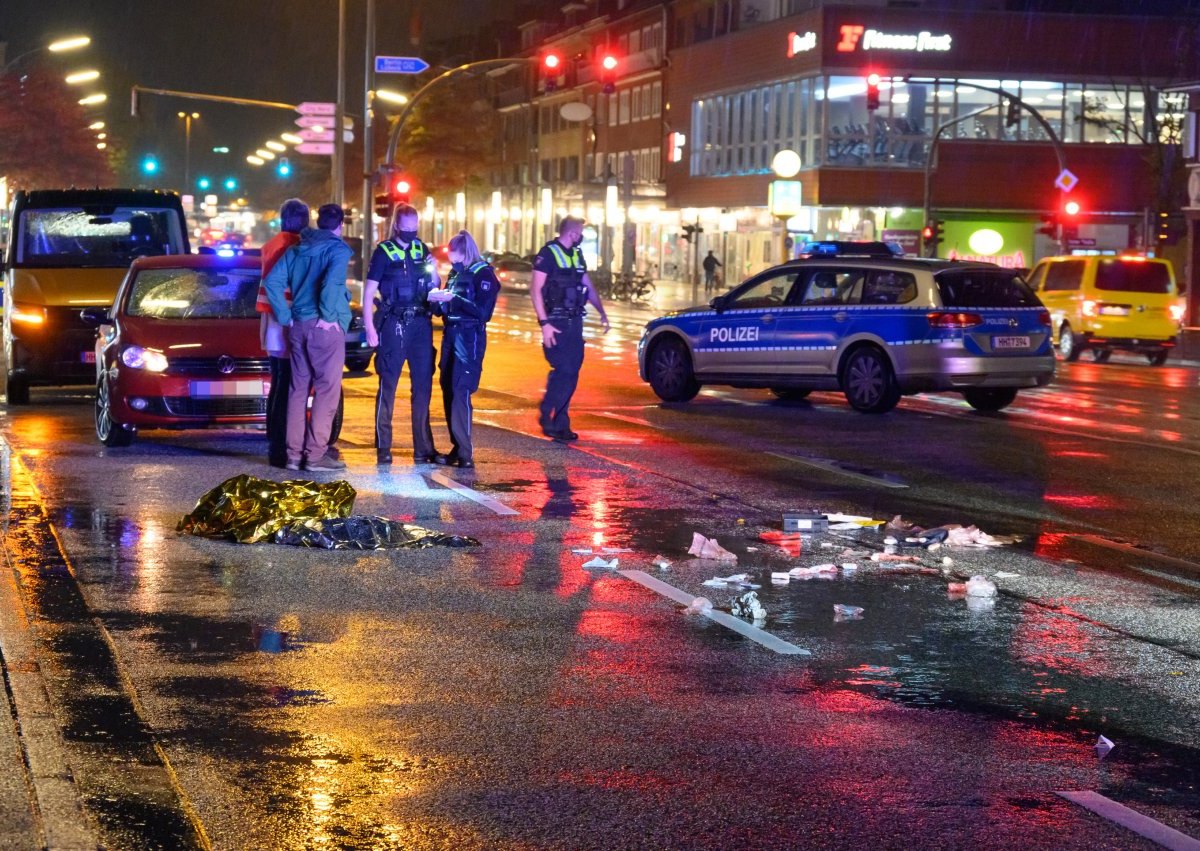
[446,317,482,328]
[381,305,428,322]
[547,309,585,320]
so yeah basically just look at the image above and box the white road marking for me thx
[767,452,909,489]
[1069,535,1200,589]
[596,411,667,430]
[428,472,519,516]
[1056,791,1200,850]
[619,570,811,655]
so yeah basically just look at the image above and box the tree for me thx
[390,75,499,197]
[0,64,112,189]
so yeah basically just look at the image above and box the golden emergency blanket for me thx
[177,474,357,543]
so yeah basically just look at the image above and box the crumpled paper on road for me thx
[275,516,479,550]
[688,532,737,561]
[178,474,356,543]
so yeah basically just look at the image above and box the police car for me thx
[637,247,1055,413]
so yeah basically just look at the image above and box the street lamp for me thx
[770,150,804,262]
[64,69,100,85]
[176,111,200,189]
[3,34,90,72]
[375,89,408,106]
[280,133,303,145]
[78,93,106,106]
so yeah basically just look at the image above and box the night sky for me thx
[1,0,525,198]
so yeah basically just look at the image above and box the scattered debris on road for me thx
[582,556,620,570]
[1094,735,1115,759]
[689,532,738,561]
[730,591,767,622]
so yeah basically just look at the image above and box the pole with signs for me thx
[362,0,376,264]
[769,180,803,263]
[334,0,346,207]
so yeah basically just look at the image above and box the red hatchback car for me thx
[83,254,269,446]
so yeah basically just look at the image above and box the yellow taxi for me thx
[1025,255,1183,365]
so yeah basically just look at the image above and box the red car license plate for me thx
[81,351,96,364]
[189,380,266,397]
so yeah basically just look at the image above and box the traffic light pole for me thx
[917,81,1067,257]
[361,0,376,274]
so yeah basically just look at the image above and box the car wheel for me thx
[770,387,812,401]
[841,347,901,414]
[1058,324,1082,361]
[1148,350,1169,366]
[647,337,700,402]
[1091,348,1112,363]
[5,372,29,405]
[963,387,1018,412]
[95,375,134,447]
[345,355,372,373]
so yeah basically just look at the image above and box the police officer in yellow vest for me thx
[364,204,441,464]
[531,216,609,441]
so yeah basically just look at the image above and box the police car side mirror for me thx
[80,306,111,327]
[710,295,726,312]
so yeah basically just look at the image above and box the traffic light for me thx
[223,177,238,192]
[1061,197,1081,241]
[922,220,943,255]
[542,52,562,92]
[141,155,159,175]
[1036,213,1058,238]
[600,52,619,95]
[196,176,211,191]
[277,157,291,178]
[374,193,394,220]
[392,176,412,204]
[865,73,881,111]
[681,223,704,243]
[1004,97,1021,129]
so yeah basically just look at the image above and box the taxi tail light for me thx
[926,311,983,329]
[1082,299,1098,317]
[498,271,509,279]
[9,303,46,326]
[1169,303,1186,322]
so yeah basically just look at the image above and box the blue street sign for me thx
[375,56,429,75]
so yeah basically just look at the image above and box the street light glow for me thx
[78,93,107,105]
[311,125,325,133]
[96,132,106,140]
[255,149,276,160]
[212,146,230,153]
[375,89,409,105]
[96,142,107,150]
[247,156,265,165]
[265,140,286,152]
[280,133,303,145]
[89,121,105,130]
[177,111,199,119]
[48,36,91,52]
[65,69,100,85]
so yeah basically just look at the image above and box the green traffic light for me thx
[197,177,211,190]
[141,156,158,174]
[223,177,237,192]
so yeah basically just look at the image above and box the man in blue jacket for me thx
[264,203,353,471]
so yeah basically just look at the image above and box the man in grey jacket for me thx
[264,203,353,471]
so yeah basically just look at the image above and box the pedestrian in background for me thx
[430,230,500,468]
[703,250,723,292]
[363,204,440,465]
[530,216,609,442]
[263,203,353,471]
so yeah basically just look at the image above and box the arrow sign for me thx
[296,101,336,116]
[298,129,355,143]
[296,142,334,155]
[295,115,353,129]
[375,55,429,75]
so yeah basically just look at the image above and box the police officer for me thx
[531,216,609,441]
[429,230,500,469]
[364,204,440,464]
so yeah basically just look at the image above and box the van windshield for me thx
[1095,259,1171,294]
[16,207,186,268]
[935,268,1041,308]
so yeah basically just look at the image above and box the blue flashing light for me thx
[141,156,159,175]
[216,248,235,258]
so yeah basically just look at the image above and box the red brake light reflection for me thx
[1170,303,1185,322]
[927,311,983,328]
[1038,309,1051,326]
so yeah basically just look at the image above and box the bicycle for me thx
[610,272,656,303]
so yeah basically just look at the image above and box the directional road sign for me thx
[296,101,336,116]
[375,55,429,75]
[296,142,335,155]
[295,115,353,129]
[298,128,355,143]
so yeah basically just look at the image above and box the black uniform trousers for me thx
[268,355,342,466]
[439,322,486,463]
[539,313,585,434]
[374,314,436,458]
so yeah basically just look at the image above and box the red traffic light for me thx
[543,53,561,70]
[921,225,934,240]
[1063,199,1081,216]
[394,178,411,195]
[866,72,881,86]
[601,54,618,72]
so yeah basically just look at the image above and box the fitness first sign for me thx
[835,24,952,53]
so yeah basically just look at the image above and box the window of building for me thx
[565,157,579,182]
[1082,85,1129,143]
[632,87,642,121]
[651,81,662,117]
[608,93,618,126]
[629,29,641,54]
[619,89,631,124]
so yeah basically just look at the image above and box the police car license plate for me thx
[992,335,1030,350]
[189,380,266,397]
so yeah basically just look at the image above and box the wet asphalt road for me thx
[2,289,1200,849]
